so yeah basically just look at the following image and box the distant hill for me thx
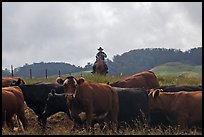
[150,62,202,78]
[2,47,202,77]
[107,47,202,75]
[10,62,84,78]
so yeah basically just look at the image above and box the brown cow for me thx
[56,76,119,133]
[2,77,26,87]
[2,86,28,131]
[148,89,202,129]
[110,70,160,89]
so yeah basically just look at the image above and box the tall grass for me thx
[23,74,126,85]
[23,73,202,87]
[157,75,202,86]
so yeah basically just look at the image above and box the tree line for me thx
[2,47,202,77]
[106,47,202,75]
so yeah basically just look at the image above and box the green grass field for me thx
[151,62,202,77]
[2,69,202,135]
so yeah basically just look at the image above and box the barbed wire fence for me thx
[2,65,72,79]
[2,65,88,80]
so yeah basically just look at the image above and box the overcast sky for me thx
[2,2,202,69]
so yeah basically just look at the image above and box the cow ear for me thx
[107,82,110,85]
[14,78,21,86]
[77,77,85,85]
[21,78,26,84]
[56,77,64,85]
[51,89,56,96]
[152,89,160,98]
[17,78,21,84]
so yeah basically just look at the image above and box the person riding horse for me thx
[92,47,108,74]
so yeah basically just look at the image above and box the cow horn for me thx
[152,89,160,98]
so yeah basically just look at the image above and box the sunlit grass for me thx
[157,75,202,86]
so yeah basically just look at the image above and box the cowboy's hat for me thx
[98,47,103,51]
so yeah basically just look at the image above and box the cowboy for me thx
[92,47,108,74]
[96,47,107,61]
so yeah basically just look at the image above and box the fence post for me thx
[58,70,61,77]
[29,69,32,79]
[45,69,48,79]
[11,65,14,77]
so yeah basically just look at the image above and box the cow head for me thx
[56,76,85,99]
[42,89,56,118]
[42,89,72,120]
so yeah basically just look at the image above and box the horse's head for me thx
[96,57,103,63]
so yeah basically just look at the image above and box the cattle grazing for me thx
[17,83,64,129]
[110,71,160,89]
[148,89,202,129]
[2,77,26,87]
[42,87,150,130]
[56,76,119,133]
[2,87,28,131]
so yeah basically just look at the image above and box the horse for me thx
[94,57,108,75]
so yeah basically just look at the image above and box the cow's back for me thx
[19,83,64,116]
[2,77,25,87]
[158,85,202,92]
[110,71,159,89]
[3,87,24,105]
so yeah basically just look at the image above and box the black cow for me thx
[42,89,70,119]
[115,87,171,129]
[113,87,149,128]
[42,87,150,130]
[157,85,202,92]
[18,83,65,129]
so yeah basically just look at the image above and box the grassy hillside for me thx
[150,62,202,86]
[150,62,202,77]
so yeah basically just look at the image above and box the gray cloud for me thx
[2,2,202,69]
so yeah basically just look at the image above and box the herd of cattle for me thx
[2,70,202,133]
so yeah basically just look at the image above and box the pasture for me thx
[2,74,202,135]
